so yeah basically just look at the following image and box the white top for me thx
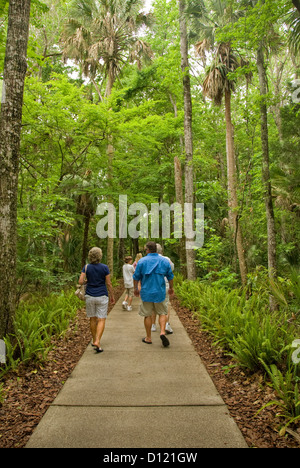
[123,264,135,288]
[159,254,174,287]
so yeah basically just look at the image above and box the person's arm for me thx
[78,273,86,285]
[105,274,115,305]
[165,263,174,295]
[134,279,140,297]
[79,265,87,285]
[168,278,174,296]
[133,263,142,296]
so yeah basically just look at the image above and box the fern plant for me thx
[259,358,300,428]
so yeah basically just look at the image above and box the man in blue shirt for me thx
[133,241,174,347]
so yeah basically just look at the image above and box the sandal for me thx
[142,338,152,344]
[160,334,170,348]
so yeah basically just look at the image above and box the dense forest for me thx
[0,0,300,433]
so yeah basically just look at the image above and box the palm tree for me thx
[289,1,300,58]
[61,0,152,275]
[188,0,248,285]
[61,0,152,98]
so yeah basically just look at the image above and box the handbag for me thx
[75,264,88,301]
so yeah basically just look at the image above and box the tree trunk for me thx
[257,42,278,306]
[105,67,115,276]
[81,213,90,268]
[0,0,31,340]
[174,155,187,277]
[224,88,247,286]
[179,0,196,281]
[170,93,187,278]
[292,0,300,14]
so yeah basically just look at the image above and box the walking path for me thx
[26,295,248,448]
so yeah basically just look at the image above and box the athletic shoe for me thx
[165,323,173,334]
[127,306,132,311]
[151,324,157,332]
[122,301,128,310]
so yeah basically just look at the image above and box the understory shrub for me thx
[1,290,81,374]
[175,279,300,423]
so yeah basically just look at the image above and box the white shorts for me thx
[85,295,109,319]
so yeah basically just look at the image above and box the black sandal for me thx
[160,334,170,347]
[142,338,152,344]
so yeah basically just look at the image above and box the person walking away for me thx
[133,241,174,347]
[78,247,115,353]
[122,256,135,311]
[133,252,143,292]
[151,244,174,334]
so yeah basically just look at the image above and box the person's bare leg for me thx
[159,314,167,335]
[94,318,106,348]
[159,314,170,347]
[90,317,97,345]
[144,316,152,343]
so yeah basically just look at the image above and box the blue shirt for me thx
[82,263,110,297]
[133,253,174,303]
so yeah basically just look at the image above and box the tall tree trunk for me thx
[106,137,114,276]
[257,42,278,308]
[106,68,115,276]
[179,0,196,281]
[224,88,247,286]
[81,213,90,268]
[0,0,31,339]
[169,93,187,278]
[174,155,187,277]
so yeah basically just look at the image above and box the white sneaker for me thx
[165,323,173,334]
[151,324,157,332]
[122,301,128,310]
[127,305,132,311]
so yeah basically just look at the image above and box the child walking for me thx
[122,256,135,311]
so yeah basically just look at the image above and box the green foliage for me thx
[1,290,80,374]
[176,279,298,371]
[175,275,300,423]
[259,359,300,428]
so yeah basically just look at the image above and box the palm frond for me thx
[289,10,300,54]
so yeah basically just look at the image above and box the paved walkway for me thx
[26,295,248,448]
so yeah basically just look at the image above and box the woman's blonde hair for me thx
[135,253,143,263]
[88,247,103,264]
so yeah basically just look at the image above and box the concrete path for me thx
[26,295,248,448]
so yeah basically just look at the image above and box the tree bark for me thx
[256,42,278,293]
[179,0,196,281]
[224,88,247,286]
[81,213,91,269]
[0,0,31,339]
[292,0,300,14]
[170,93,187,278]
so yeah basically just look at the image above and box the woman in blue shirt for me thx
[79,247,115,353]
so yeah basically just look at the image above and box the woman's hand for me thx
[110,296,116,305]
